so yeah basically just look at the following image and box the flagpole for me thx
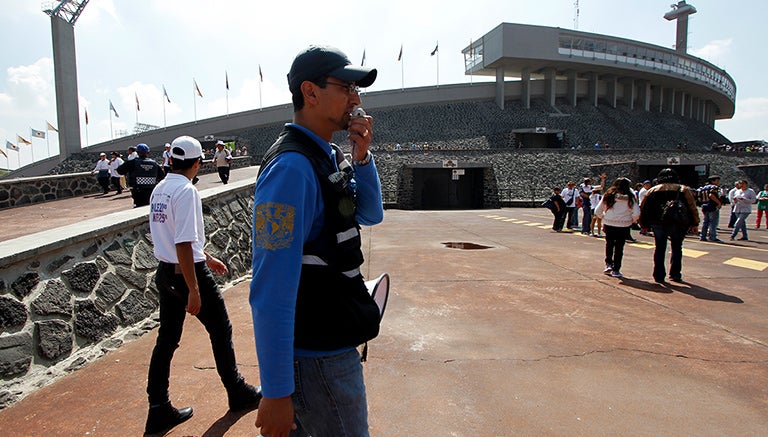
[226,87,229,117]
[401,58,404,91]
[193,79,197,123]
[259,81,262,111]
[163,96,167,127]
[46,126,51,158]
[437,48,440,89]
[109,110,113,140]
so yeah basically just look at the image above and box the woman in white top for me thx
[595,178,641,278]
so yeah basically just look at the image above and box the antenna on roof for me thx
[573,0,580,30]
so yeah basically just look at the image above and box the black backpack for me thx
[661,187,691,229]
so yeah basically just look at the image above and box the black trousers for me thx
[132,188,153,207]
[97,176,110,193]
[651,225,685,281]
[604,225,630,272]
[217,166,230,184]
[146,261,243,405]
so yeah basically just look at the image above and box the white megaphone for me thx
[364,273,390,319]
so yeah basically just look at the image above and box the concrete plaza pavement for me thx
[1,166,768,435]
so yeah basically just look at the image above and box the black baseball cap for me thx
[287,45,377,94]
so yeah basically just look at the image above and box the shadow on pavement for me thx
[200,409,253,437]
[665,281,744,303]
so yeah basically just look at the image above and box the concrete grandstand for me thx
[4,20,765,209]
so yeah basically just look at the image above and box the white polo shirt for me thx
[149,173,206,263]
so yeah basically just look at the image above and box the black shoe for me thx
[738,237,748,241]
[228,383,262,412]
[654,277,666,284]
[145,402,193,434]
[669,276,683,283]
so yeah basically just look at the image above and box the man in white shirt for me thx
[144,136,261,434]
[561,181,579,230]
[213,140,233,184]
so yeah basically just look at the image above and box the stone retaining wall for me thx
[0,156,252,210]
[0,180,255,408]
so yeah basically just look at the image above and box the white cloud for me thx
[690,38,732,60]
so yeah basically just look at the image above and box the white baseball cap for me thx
[170,136,203,160]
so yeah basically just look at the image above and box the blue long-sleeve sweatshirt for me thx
[249,123,383,399]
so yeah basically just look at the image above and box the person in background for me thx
[727,180,742,228]
[595,177,640,278]
[698,175,723,242]
[117,143,163,208]
[756,184,768,228]
[579,173,607,235]
[639,168,699,283]
[162,143,172,176]
[561,181,580,230]
[107,152,124,195]
[589,187,603,237]
[144,135,262,435]
[92,152,110,194]
[730,180,756,241]
[213,140,233,184]
[637,180,653,235]
[549,187,568,232]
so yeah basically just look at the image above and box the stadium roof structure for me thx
[462,23,735,126]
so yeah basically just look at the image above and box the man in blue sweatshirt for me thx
[249,45,383,437]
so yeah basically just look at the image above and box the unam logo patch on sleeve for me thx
[254,202,296,250]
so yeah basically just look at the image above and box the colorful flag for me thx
[431,42,439,56]
[163,85,171,103]
[17,134,32,145]
[46,121,58,132]
[85,108,89,125]
[361,49,366,66]
[109,100,119,118]
[259,65,263,82]
[31,128,46,139]
[7,140,19,151]
[135,92,140,111]
[225,71,229,90]
[194,79,203,97]
[397,44,403,61]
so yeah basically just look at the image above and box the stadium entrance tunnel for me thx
[637,160,709,187]
[512,129,566,149]
[410,165,489,210]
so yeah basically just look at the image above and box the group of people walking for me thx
[547,168,763,283]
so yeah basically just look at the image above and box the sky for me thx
[1,0,766,169]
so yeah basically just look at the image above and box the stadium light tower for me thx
[664,1,697,54]
[42,1,90,162]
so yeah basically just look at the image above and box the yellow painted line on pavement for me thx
[516,220,530,224]
[629,242,654,250]
[503,218,520,222]
[682,248,708,258]
[538,225,552,229]
[524,222,543,227]
[723,257,768,271]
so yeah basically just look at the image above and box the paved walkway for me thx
[1,168,768,435]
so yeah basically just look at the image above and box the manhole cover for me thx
[442,242,493,250]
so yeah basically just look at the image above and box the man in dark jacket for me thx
[639,168,700,283]
[117,143,164,207]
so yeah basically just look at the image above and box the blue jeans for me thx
[291,348,369,437]
[700,209,720,240]
[731,212,750,239]
[651,225,685,281]
[581,204,592,233]
[566,207,578,228]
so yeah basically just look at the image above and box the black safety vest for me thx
[259,126,380,350]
